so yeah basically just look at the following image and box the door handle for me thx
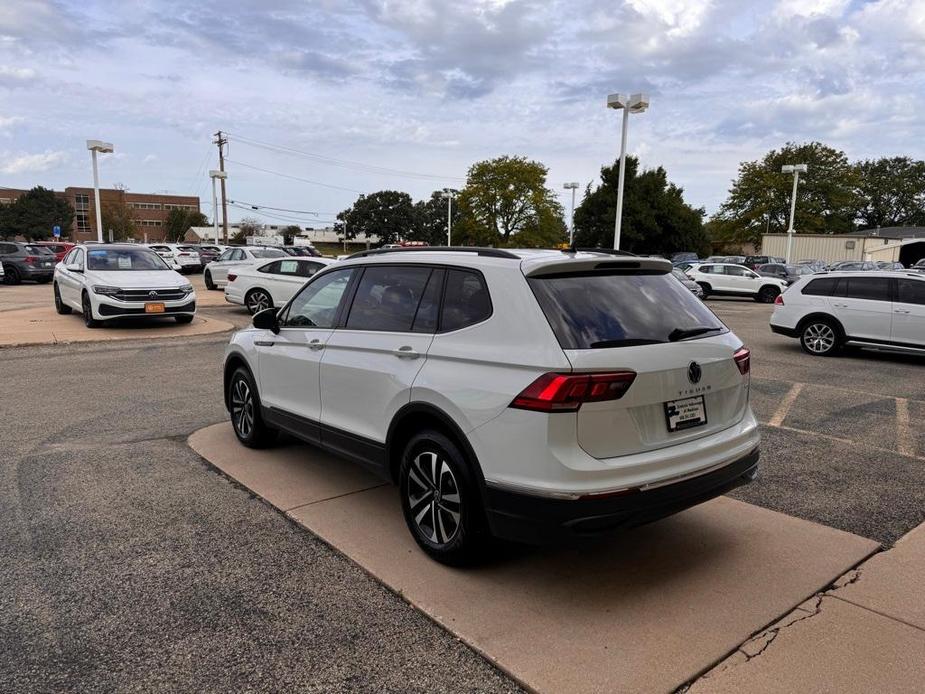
[255,340,275,347]
[394,345,420,359]
[308,338,325,351]
[894,309,911,314]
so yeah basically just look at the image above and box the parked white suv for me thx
[770,271,925,356]
[222,248,759,564]
[686,263,787,302]
[146,243,201,274]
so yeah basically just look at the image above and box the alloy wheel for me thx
[804,323,835,354]
[406,450,462,545]
[246,290,271,314]
[230,377,255,438]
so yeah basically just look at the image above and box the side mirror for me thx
[65,263,83,273]
[253,307,280,334]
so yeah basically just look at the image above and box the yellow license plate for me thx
[145,303,166,313]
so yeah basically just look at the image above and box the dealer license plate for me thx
[664,395,707,432]
[144,303,166,313]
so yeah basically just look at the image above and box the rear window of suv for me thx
[528,271,727,349]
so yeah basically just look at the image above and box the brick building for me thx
[0,186,200,242]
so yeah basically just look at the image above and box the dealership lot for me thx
[1,282,922,691]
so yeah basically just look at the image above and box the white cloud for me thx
[1,150,67,174]
[0,115,23,129]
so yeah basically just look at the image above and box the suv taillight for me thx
[510,371,636,412]
[774,294,784,305]
[733,346,750,375]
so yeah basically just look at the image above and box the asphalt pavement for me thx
[0,314,520,693]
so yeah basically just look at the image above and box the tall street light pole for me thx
[782,164,808,263]
[441,189,457,246]
[209,170,227,245]
[86,140,114,243]
[563,182,579,246]
[606,93,649,250]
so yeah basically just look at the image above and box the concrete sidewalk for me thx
[0,306,233,347]
[189,422,881,694]
[690,522,925,692]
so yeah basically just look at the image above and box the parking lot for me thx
[1,280,922,692]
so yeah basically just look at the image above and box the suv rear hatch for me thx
[524,255,749,459]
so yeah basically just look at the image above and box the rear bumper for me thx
[484,446,759,544]
[770,323,799,338]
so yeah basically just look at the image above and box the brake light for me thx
[227,273,237,282]
[24,255,39,263]
[510,371,636,412]
[733,346,750,375]
[774,294,784,305]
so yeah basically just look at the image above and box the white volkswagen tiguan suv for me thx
[223,248,759,564]
[770,271,925,356]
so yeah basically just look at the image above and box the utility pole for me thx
[441,189,457,246]
[214,131,229,244]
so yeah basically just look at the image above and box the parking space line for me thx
[895,398,914,458]
[768,382,804,428]
[753,377,925,406]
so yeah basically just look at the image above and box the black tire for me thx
[245,288,273,315]
[4,266,21,285]
[54,283,72,314]
[757,285,780,303]
[175,314,194,324]
[204,271,216,291]
[399,429,487,566]
[697,282,711,299]
[799,317,841,357]
[81,291,100,328]
[228,367,277,448]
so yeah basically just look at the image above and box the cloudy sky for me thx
[1,0,924,226]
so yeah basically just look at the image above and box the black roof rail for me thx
[345,246,520,260]
[561,246,639,257]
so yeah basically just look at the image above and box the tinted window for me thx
[346,266,432,332]
[802,278,838,296]
[62,249,77,264]
[0,243,15,254]
[725,266,749,277]
[441,269,492,332]
[217,250,233,261]
[839,277,891,301]
[281,268,353,328]
[412,268,444,333]
[257,261,280,274]
[528,271,727,349]
[698,265,715,274]
[897,280,925,306]
[298,261,323,278]
[251,249,286,259]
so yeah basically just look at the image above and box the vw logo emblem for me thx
[148,290,159,298]
[688,361,702,384]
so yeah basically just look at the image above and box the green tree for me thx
[164,208,209,242]
[0,187,74,240]
[712,142,858,247]
[573,157,710,256]
[854,157,925,229]
[336,191,416,247]
[409,190,460,245]
[454,156,565,247]
[101,201,136,241]
[282,225,302,245]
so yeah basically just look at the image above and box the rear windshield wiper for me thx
[668,326,724,342]
[589,338,666,348]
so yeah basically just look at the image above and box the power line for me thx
[226,132,466,183]
[228,201,339,226]
[227,159,366,194]
[227,199,341,216]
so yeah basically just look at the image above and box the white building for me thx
[761,227,925,266]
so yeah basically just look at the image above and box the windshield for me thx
[86,247,170,271]
[252,249,287,259]
[528,271,727,349]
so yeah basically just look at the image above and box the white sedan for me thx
[146,243,201,274]
[225,257,336,313]
[204,247,288,290]
[54,244,196,328]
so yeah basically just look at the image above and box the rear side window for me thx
[802,278,838,296]
[440,269,492,332]
[346,266,433,332]
[837,277,891,301]
[528,272,727,349]
[897,280,925,305]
